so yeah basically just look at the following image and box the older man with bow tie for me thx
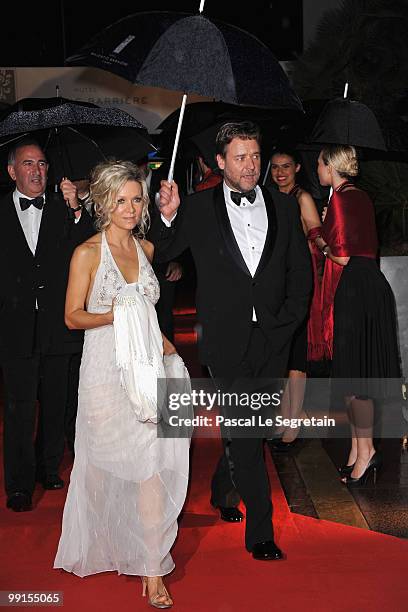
[1,138,94,512]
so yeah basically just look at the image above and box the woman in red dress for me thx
[315,145,401,485]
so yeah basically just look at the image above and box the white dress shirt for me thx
[161,182,268,265]
[224,183,267,277]
[13,189,44,254]
[224,183,268,321]
[162,182,268,320]
[14,189,46,311]
[14,188,82,244]
[14,189,81,310]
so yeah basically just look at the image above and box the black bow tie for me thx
[230,189,256,206]
[19,196,44,211]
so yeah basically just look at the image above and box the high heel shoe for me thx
[342,452,382,487]
[141,577,173,609]
[268,411,308,452]
[338,462,355,477]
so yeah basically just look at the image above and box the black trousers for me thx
[2,351,71,497]
[155,275,177,342]
[209,326,283,551]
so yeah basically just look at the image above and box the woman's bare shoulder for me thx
[139,238,154,263]
[297,189,319,210]
[73,234,101,262]
[297,188,313,203]
[83,232,102,246]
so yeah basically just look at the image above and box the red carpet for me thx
[1,313,407,610]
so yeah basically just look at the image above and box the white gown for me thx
[54,232,190,578]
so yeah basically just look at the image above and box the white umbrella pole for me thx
[166,0,204,184]
[262,159,271,186]
[167,93,187,182]
[343,82,349,98]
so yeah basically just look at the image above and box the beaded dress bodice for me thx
[87,231,160,314]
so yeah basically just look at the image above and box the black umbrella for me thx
[158,101,305,169]
[310,97,387,151]
[158,101,304,141]
[66,8,303,179]
[66,11,302,111]
[0,97,156,183]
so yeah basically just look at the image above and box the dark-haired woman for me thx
[269,150,324,448]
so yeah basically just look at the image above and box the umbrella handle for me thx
[167,93,188,182]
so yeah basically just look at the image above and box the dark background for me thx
[1,1,303,66]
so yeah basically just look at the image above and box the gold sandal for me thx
[141,577,173,609]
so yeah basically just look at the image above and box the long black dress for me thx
[322,183,401,400]
[332,256,401,396]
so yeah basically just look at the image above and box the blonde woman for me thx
[315,145,401,485]
[54,160,190,608]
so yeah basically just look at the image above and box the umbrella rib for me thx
[66,126,108,160]
[44,129,53,150]
[0,133,29,148]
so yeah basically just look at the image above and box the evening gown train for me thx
[54,232,190,577]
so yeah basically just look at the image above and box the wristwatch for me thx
[322,245,330,257]
[70,203,83,212]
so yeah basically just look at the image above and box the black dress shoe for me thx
[268,438,300,452]
[251,540,284,561]
[214,506,244,522]
[6,492,32,512]
[42,475,64,490]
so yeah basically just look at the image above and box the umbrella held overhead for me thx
[0,97,156,183]
[66,7,303,180]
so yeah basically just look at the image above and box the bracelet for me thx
[307,227,322,241]
[321,245,330,257]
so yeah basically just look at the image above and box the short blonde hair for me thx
[89,160,150,237]
[321,145,359,178]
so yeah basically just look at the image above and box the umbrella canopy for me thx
[158,101,303,139]
[0,97,155,183]
[0,98,149,133]
[310,97,387,151]
[66,11,303,112]
[158,100,305,170]
[0,96,83,115]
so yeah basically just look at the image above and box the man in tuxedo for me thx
[1,139,94,511]
[153,122,312,560]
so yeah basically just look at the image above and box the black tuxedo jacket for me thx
[150,184,312,370]
[0,191,94,359]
